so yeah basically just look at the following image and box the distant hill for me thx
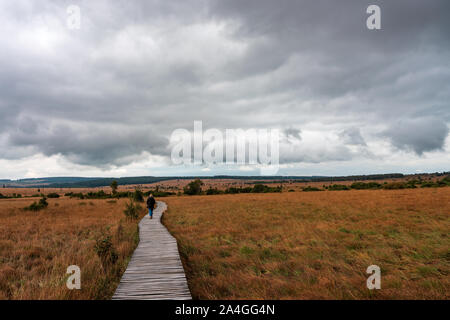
[0,173,425,188]
[2,177,100,187]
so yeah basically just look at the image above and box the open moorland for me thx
[163,188,450,299]
[0,197,146,299]
[0,178,449,300]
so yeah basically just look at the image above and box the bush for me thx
[86,190,110,199]
[224,187,252,194]
[114,191,132,199]
[123,200,142,220]
[110,180,118,194]
[252,184,282,193]
[94,235,118,271]
[383,182,416,190]
[206,187,223,195]
[132,188,144,202]
[421,180,446,188]
[47,193,60,198]
[222,185,281,194]
[442,176,450,185]
[327,184,350,191]
[350,182,382,190]
[184,179,204,195]
[143,190,175,197]
[24,196,49,211]
[302,186,322,192]
[67,192,85,199]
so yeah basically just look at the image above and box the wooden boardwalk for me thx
[112,201,192,300]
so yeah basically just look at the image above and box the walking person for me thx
[147,194,156,219]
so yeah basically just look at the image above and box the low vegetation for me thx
[65,189,174,200]
[0,175,449,300]
[46,193,60,199]
[304,177,450,192]
[123,199,143,220]
[0,193,23,199]
[185,179,283,196]
[164,189,450,299]
[23,196,49,211]
[0,198,145,299]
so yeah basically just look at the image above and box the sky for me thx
[0,0,449,179]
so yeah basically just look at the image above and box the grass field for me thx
[0,198,145,299]
[0,186,448,300]
[163,189,450,299]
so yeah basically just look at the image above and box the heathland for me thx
[163,189,449,299]
[0,178,449,299]
[0,197,145,299]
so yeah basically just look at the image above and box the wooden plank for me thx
[112,201,192,300]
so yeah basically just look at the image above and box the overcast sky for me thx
[1,0,449,179]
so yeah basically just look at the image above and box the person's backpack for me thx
[147,196,155,209]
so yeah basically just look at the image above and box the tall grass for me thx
[0,198,145,299]
[163,188,450,299]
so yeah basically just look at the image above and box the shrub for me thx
[47,193,60,198]
[252,184,282,193]
[24,196,49,211]
[224,187,252,194]
[327,184,350,191]
[350,182,382,190]
[302,186,322,192]
[184,179,204,195]
[442,176,450,185]
[222,185,281,194]
[383,182,416,190]
[132,188,144,202]
[85,190,110,199]
[94,235,118,271]
[421,180,447,188]
[110,180,118,194]
[67,192,85,199]
[143,190,175,197]
[123,200,142,220]
[206,187,222,195]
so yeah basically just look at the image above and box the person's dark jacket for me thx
[147,196,156,210]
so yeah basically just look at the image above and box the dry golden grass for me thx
[163,189,450,299]
[0,197,145,299]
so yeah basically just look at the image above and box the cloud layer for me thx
[0,0,449,178]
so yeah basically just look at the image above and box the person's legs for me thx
[149,208,152,219]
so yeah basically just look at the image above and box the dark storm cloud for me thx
[284,128,302,140]
[339,128,366,146]
[0,0,449,172]
[5,117,170,166]
[383,118,449,155]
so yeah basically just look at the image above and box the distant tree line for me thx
[304,176,450,192]
[183,179,283,196]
